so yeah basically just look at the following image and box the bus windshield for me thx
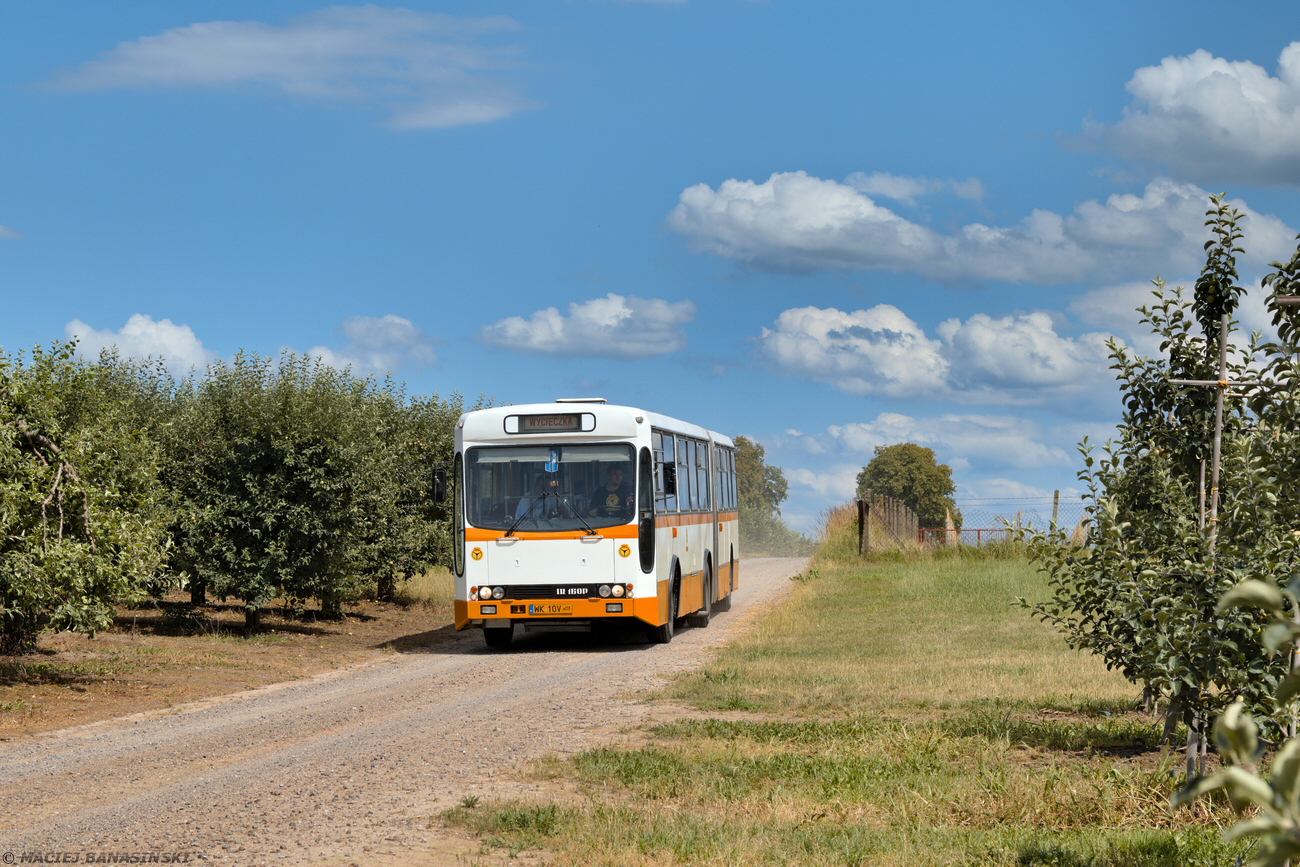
[465,443,637,531]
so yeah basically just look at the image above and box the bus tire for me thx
[686,561,713,628]
[646,581,677,644]
[483,624,514,649]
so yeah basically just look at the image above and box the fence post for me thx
[857,498,867,556]
[1051,490,1060,532]
[866,495,872,552]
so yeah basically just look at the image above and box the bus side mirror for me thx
[431,468,448,504]
[663,464,677,496]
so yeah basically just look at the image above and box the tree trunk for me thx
[376,573,395,603]
[1161,694,1184,746]
[244,605,261,632]
[190,579,207,607]
[321,592,342,620]
[0,612,43,655]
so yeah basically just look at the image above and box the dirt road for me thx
[0,557,807,866]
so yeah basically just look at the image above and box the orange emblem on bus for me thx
[471,547,483,561]
[618,544,631,558]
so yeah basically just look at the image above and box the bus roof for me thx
[458,402,734,449]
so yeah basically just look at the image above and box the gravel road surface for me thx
[0,557,807,866]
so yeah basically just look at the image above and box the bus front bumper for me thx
[455,596,660,630]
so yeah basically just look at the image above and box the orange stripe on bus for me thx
[465,525,640,542]
[655,512,738,528]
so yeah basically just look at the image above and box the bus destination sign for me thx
[520,414,581,433]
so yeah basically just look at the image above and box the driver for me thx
[515,476,550,520]
[587,466,633,519]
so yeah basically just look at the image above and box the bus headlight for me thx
[611,584,625,598]
[492,586,505,600]
[478,586,493,600]
[598,585,612,598]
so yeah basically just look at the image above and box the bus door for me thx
[710,441,720,603]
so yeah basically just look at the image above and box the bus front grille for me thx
[501,584,599,600]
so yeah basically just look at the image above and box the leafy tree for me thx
[162,353,472,625]
[734,435,805,555]
[735,435,788,515]
[1173,581,1300,866]
[0,343,170,653]
[349,388,469,602]
[855,443,959,529]
[165,353,381,626]
[1025,195,1299,755]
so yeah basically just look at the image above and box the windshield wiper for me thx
[504,489,599,537]
[553,491,599,535]
[504,493,546,537]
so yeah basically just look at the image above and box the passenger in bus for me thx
[587,466,633,519]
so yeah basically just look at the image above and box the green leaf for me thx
[1171,771,1234,809]
[1222,814,1280,842]
[1264,623,1300,655]
[1217,580,1285,615]
[1219,766,1277,812]
[1279,672,1300,707]
[1270,738,1300,811]
[1214,701,1261,764]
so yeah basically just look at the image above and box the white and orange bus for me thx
[447,399,739,648]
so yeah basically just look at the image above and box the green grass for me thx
[0,658,130,685]
[441,555,1248,867]
[667,557,1136,715]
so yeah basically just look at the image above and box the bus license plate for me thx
[528,604,573,616]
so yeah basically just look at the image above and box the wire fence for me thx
[918,498,1090,548]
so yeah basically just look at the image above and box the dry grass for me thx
[445,555,1247,867]
[668,557,1133,714]
[394,568,455,615]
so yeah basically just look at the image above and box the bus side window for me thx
[658,432,677,512]
[677,437,692,511]
[728,449,737,508]
[697,441,710,511]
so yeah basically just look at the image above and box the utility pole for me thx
[1167,314,1267,554]
[1167,312,1268,777]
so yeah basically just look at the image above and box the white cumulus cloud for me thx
[66,314,214,374]
[787,466,860,501]
[667,171,1293,282]
[1070,277,1278,356]
[307,314,436,376]
[42,7,535,130]
[845,171,985,204]
[758,304,1114,405]
[1093,44,1300,186]
[828,412,1072,470]
[482,294,696,359]
[937,312,1114,399]
[757,305,948,397]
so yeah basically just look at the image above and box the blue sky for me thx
[4,2,1300,531]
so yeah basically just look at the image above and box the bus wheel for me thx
[484,624,514,649]
[686,564,713,628]
[646,581,677,644]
